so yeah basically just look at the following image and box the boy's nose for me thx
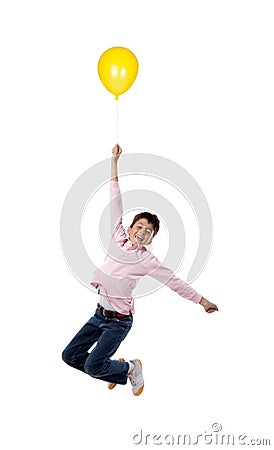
[139,231,150,239]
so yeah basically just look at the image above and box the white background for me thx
[1,1,273,449]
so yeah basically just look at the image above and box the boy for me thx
[62,145,218,396]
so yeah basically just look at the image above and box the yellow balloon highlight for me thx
[98,47,139,100]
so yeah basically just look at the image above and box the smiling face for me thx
[127,218,155,246]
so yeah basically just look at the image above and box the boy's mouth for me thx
[135,233,144,243]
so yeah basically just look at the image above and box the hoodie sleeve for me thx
[146,253,202,303]
[110,180,127,243]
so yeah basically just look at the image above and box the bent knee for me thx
[62,348,76,367]
[84,358,104,377]
[62,348,70,364]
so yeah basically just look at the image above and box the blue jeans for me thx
[62,308,133,385]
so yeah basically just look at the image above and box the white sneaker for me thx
[128,359,144,396]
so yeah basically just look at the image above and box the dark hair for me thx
[129,212,160,237]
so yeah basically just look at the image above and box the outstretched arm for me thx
[147,253,219,314]
[111,144,122,181]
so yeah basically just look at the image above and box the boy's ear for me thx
[127,226,131,236]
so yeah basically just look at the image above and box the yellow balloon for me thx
[98,47,139,100]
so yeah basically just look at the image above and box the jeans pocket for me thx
[113,316,133,330]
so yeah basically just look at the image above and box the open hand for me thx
[112,144,122,161]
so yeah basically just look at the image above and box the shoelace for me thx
[128,371,137,386]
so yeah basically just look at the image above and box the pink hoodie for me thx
[90,181,202,314]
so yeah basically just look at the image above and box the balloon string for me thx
[116,100,119,144]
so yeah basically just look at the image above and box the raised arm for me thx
[109,145,127,242]
[111,144,122,181]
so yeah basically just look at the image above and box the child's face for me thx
[127,219,154,246]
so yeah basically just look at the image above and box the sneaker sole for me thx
[108,358,125,390]
[133,359,144,396]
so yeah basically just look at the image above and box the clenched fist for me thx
[112,144,122,162]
